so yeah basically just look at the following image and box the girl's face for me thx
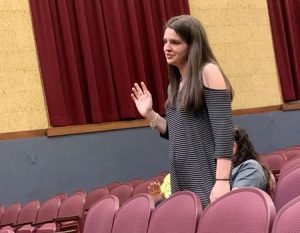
[163,28,189,70]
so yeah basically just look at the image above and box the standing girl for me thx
[131,15,234,207]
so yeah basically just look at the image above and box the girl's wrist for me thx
[145,110,156,121]
[216,178,229,181]
[149,112,159,129]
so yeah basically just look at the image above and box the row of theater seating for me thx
[1,164,299,233]
[259,145,300,212]
[0,172,168,233]
[90,187,299,233]
[3,187,300,233]
[0,145,299,233]
[271,157,300,211]
[261,145,300,179]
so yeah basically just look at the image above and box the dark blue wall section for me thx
[233,110,300,153]
[0,128,169,205]
[0,110,299,205]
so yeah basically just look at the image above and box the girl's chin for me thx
[166,60,176,65]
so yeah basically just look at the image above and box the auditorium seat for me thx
[0,203,21,230]
[0,205,5,224]
[272,195,300,233]
[147,191,202,233]
[196,188,275,233]
[36,193,85,233]
[109,183,133,206]
[274,167,300,211]
[83,195,119,233]
[16,196,61,233]
[111,193,154,233]
[278,156,300,180]
[281,148,300,161]
[127,178,144,188]
[261,153,287,180]
[85,186,109,211]
[0,200,40,232]
[106,181,122,191]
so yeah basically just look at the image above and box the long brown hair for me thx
[164,15,232,110]
[233,126,274,195]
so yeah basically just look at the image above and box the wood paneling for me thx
[2,104,300,140]
[0,129,47,140]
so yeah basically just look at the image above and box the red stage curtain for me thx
[267,0,300,102]
[29,0,189,126]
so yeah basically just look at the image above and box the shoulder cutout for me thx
[202,63,227,90]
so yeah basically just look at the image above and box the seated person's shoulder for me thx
[232,159,267,190]
[234,159,264,173]
[202,63,227,90]
[242,159,261,168]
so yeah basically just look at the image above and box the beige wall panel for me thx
[189,0,282,110]
[0,0,48,133]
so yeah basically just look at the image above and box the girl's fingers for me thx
[131,83,148,101]
[141,82,152,96]
[141,82,148,92]
[132,87,140,97]
[134,83,143,95]
[130,93,137,102]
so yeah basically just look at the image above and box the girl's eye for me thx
[163,39,181,45]
[170,39,181,45]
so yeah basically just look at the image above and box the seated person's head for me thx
[232,126,259,167]
[232,125,275,195]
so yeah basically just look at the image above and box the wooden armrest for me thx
[0,223,13,227]
[56,230,78,233]
[56,216,81,233]
[31,219,56,226]
[12,221,33,228]
[55,216,80,223]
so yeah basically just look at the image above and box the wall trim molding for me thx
[232,105,282,115]
[1,104,298,140]
[282,101,300,111]
[0,129,47,141]
[46,119,149,137]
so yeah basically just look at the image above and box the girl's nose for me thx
[164,43,171,51]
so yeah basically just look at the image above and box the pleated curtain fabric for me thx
[267,0,300,102]
[29,0,190,126]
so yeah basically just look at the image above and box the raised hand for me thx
[148,181,163,201]
[131,82,153,119]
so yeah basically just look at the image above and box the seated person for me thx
[149,126,275,203]
[231,126,275,196]
[148,173,170,205]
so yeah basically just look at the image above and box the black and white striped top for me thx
[162,87,233,208]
